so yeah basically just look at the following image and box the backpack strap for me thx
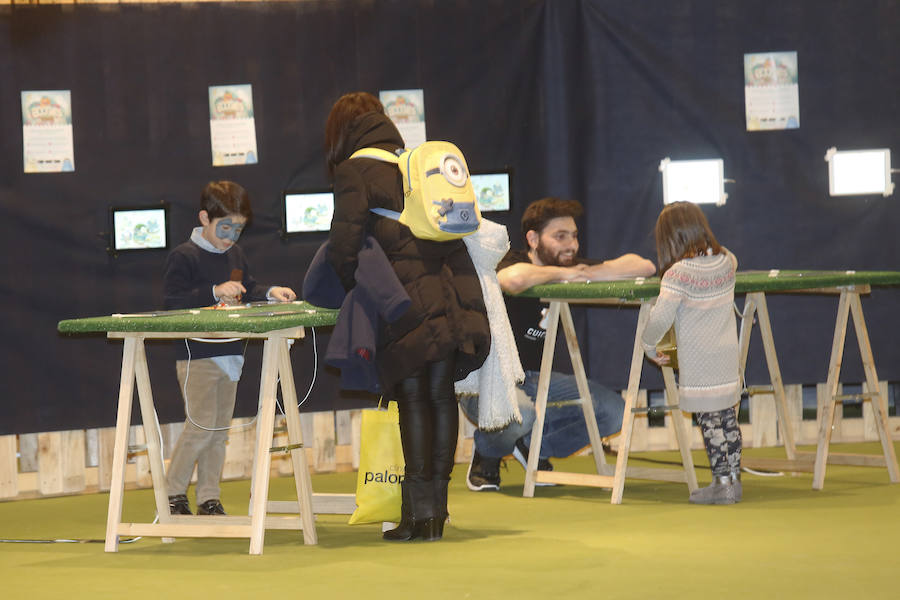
[349,147,401,163]
[349,147,405,221]
[370,207,402,220]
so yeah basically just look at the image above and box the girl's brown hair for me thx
[654,201,723,275]
[324,92,384,177]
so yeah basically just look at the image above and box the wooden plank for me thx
[275,335,318,545]
[97,426,116,492]
[848,293,899,481]
[118,522,254,538]
[222,417,255,480]
[750,391,777,448]
[334,444,354,469]
[0,435,18,499]
[785,384,803,446]
[271,415,293,477]
[523,301,560,498]
[62,429,86,494]
[248,337,280,554]
[85,429,99,468]
[752,292,796,456]
[131,425,152,488]
[537,471,615,487]
[268,493,357,515]
[454,405,468,464]
[118,512,306,539]
[335,410,353,446]
[38,431,63,495]
[622,465,690,482]
[742,456,815,473]
[312,411,336,472]
[627,389,649,452]
[660,367,697,491]
[861,381,888,442]
[799,451,887,467]
[610,301,652,504]
[817,381,843,442]
[351,409,362,470]
[161,422,182,459]
[18,433,38,472]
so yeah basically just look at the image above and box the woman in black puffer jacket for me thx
[324,92,490,541]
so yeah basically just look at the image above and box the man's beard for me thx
[535,241,576,267]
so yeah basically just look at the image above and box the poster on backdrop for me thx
[21,90,75,173]
[744,51,800,131]
[208,84,258,166]
[380,89,426,149]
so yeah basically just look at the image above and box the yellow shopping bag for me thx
[348,400,405,524]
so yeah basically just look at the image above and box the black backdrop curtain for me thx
[1,0,898,434]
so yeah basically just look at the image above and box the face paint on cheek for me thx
[215,218,245,242]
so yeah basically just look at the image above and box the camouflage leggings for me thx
[696,407,742,477]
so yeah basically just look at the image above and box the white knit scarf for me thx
[455,219,523,431]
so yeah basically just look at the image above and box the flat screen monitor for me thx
[826,148,893,197]
[659,158,727,206]
[283,188,334,234]
[470,169,512,212]
[110,205,169,252]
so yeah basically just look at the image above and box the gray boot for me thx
[731,470,742,503]
[689,475,736,505]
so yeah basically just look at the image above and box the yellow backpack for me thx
[350,141,481,241]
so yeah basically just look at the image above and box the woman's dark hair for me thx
[324,92,385,177]
[200,180,253,223]
[520,197,583,245]
[654,201,722,275]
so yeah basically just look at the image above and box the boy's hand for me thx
[215,281,247,302]
[269,286,297,302]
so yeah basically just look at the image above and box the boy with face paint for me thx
[162,181,296,516]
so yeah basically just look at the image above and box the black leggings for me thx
[696,407,742,477]
[394,357,459,484]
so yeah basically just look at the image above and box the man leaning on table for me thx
[459,197,657,491]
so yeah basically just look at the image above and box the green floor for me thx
[2,444,899,599]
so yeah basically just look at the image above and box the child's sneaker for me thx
[197,499,227,515]
[689,475,736,505]
[168,494,191,515]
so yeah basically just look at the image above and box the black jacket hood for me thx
[338,111,405,165]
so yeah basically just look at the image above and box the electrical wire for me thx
[0,516,156,544]
[181,338,257,432]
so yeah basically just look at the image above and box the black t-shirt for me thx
[497,249,599,372]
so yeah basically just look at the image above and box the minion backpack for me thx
[350,141,481,241]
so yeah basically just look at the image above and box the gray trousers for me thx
[164,358,238,503]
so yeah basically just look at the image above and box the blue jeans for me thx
[459,370,625,459]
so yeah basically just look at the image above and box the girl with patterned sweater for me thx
[641,201,743,505]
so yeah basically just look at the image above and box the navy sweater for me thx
[163,240,271,360]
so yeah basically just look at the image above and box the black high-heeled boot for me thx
[383,480,436,541]
[425,478,450,541]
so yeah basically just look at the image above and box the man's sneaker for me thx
[512,438,556,486]
[168,494,191,515]
[197,499,227,515]
[467,449,501,491]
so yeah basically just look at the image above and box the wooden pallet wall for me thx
[2,382,897,502]
[1,0,294,5]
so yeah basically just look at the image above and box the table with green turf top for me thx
[511,270,900,502]
[58,301,341,555]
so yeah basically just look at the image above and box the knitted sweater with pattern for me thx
[641,250,740,413]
